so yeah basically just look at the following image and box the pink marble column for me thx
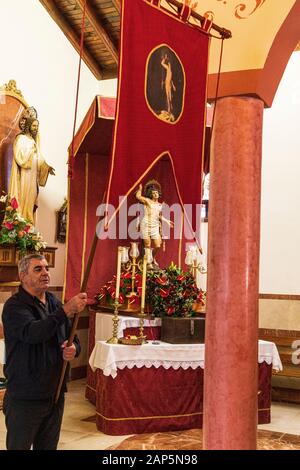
[203,97,264,450]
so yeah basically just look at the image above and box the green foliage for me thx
[0,195,46,255]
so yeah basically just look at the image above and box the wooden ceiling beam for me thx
[76,0,119,64]
[111,0,121,14]
[39,0,104,79]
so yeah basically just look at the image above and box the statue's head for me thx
[19,107,38,132]
[144,180,162,200]
[24,117,39,140]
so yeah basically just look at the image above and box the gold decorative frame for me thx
[0,79,28,108]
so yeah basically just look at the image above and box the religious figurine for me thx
[136,179,173,268]
[56,198,67,243]
[8,107,55,224]
[161,52,176,119]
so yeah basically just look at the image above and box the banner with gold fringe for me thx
[105,0,210,236]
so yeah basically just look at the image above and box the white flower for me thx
[8,230,17,238]
[0,195,7,203]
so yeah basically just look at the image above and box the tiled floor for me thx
[0,380,131,451]
[1,379,300,450]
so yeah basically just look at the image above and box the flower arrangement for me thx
[95,263,206,317]
[0,194,46,254]
[145,263,204,317]
[95,271,143,306]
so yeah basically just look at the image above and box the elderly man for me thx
[2,254,87,450]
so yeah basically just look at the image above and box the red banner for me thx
[105,0,209,234]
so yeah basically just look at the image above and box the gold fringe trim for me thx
[96,410,203,422]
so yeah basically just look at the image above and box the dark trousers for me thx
[3,392,65,450]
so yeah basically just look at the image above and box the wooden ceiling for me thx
[40,0,300,83]
[39,0,121,80]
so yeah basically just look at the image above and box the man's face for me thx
[30,120,39,139]
[20,259,50,294]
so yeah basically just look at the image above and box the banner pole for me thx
[165,0,232,39]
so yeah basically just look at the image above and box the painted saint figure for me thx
[161,53,176,117]
[8,108,55,224]
[136,180,173,268]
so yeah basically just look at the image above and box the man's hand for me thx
[61,341,76,362]
[63,293,87,317]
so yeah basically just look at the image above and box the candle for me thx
[185,249,193,266]
[141,254,147,311]
[115,246,123,300]
[130,242,139,258]
[121,246,129,263]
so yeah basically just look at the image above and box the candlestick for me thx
[115,246,123,300]
[139,253,148,344]
[141,254,147,311]
[107,246,123,344]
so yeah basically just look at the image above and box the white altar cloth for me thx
[89,339,282,379]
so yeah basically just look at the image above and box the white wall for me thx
[260,52,300,294]
[0,0,114,285]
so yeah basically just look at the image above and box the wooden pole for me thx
[166,0,232,39]
[55,189,106,403]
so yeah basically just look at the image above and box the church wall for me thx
[259,51,300,330]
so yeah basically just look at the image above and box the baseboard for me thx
[272,387,300,404]
[70,365,87,380]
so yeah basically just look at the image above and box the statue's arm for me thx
[38,162,55,186]
[13,137,33,169]
[136,184,150,206]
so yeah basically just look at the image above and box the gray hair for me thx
[18,254,46,275]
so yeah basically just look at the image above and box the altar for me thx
[88,339,282,435]
[86,310,161,403]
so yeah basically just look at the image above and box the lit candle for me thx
[115,246,123,301]
[141,254,147,311]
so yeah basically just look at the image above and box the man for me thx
[9,112,55,224]
[2,254,87,450]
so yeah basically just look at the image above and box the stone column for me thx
[203,96,264,450]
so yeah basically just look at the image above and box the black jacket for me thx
[2,286,80,400]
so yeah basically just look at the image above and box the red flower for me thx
[128,295,139,305]
[176,275,185,282]
[197,291,205,305]
[4,222,14,230]
[118,293,125,304]
[156,276,168,286]
[107,285,116,296]
[122,271,131,279]
[135,273,142,287]
[167,306,175,316]
[159,288,170,298]
[10,197,18,210]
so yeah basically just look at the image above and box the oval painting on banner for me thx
[145,44,185,125]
